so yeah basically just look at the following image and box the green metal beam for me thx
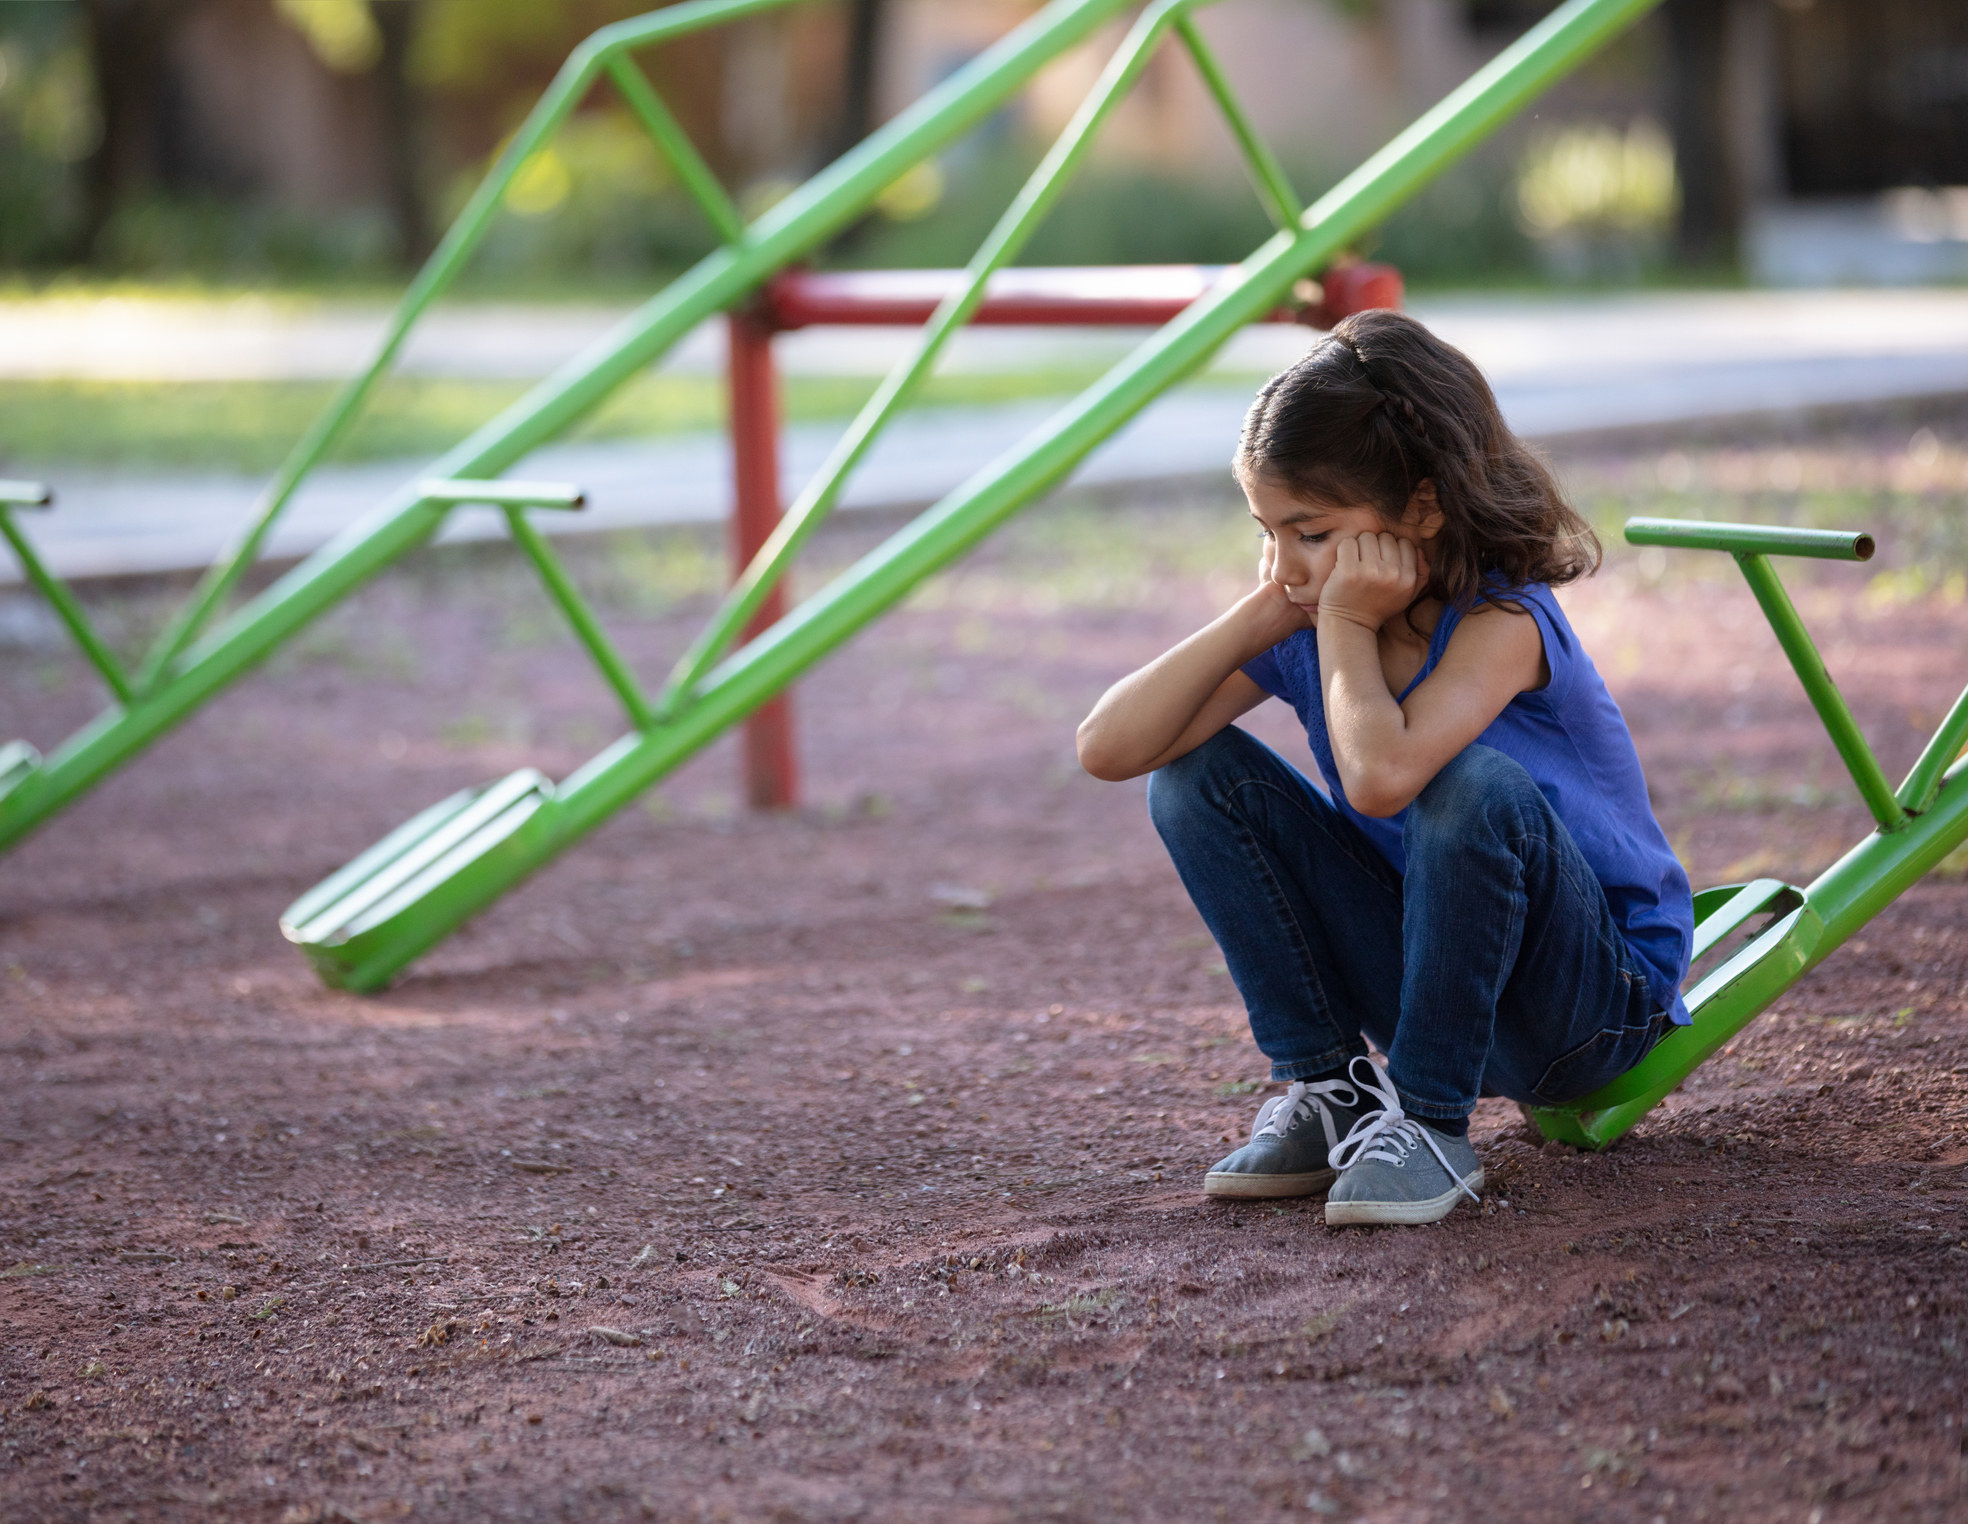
[416,479,587,511]
[131,0,808,691]
[0,491,133,706]
[501,507,656,732]
[1535,748,1968,1149]
[1625,517,1874,562]
[0,480,53,508]
[1897,682,1968,815]
[1627,517,1900,829]
[1734,551,1903,830]
[605,53,748,245]
[1173,13,1302,229]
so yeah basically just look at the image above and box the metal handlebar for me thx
[1625,517,1874,562]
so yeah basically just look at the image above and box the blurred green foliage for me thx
[0,4,96,265]
[450,110,724,278]
[0,0,1545,287]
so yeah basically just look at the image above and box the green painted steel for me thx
[0,0,1135,852]
[501,508,656,731]
[274,0,1669,990]
[0,486,133,705]
[1625,517,1875,562]
[1172,13,1302,229]
[409,477,653,726]
[603,55,748,245]
[1530,516,1968,1148]
[414,480,587,511]
[1735,553,1904,830]
[0,481,52,507]
[1896,682,1968,815]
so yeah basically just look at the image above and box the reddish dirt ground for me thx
[2,461,1966,1522]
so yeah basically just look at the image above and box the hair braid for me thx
[1336,332,1428,441]
[1385,389,1428,441]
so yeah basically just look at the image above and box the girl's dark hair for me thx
[1234,307,1598,610]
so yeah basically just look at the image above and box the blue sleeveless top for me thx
[1242,584,1693,1025]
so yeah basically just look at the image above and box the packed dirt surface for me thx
[3,426,1967,1522]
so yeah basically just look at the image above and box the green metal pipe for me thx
[0,481,52,508]
[1625,517,1874,561]
[500,507,656,730]
[0,508,133,705]
[1804,755,1968,950]
[318,0,1668,986]
[1896,681,1968,815]
[416,479,586,510]
[1735,551,1903,830]
[0,0,1131,854]
[1173,13,1301,229]
[659,0,1211,713]
[605,54,747,245]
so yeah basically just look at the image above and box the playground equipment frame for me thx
[0,0,1660,859]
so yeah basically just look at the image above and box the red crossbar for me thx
[761,261,1401,331]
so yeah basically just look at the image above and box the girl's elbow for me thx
[1340,768,1419,818]
[1075,725,1135,783]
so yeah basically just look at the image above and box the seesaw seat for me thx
[281,768,553,990]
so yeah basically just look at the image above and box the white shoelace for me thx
[1254,1075,1362,1151]
[1326,1056,1481,1204]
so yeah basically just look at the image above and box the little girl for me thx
[1077,309,1692,1227]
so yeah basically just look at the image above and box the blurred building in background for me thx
[2,0,1967,287]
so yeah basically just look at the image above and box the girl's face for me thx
[1243,474,1441,620]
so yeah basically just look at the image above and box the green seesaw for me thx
[1529,518,1968,1147]
[24,0,1948,1152]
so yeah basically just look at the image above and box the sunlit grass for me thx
[0,366,1116,474]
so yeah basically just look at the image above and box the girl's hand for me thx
[1318,531,1423,633]
[1242,535,1313,647]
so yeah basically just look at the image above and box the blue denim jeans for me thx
[1147,728,1664,1124]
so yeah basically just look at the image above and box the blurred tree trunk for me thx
[74,0,199,260]
[823,0,886,256]
[831,0,886,164]
[372,0,431,266]
[1662,0,1738,268]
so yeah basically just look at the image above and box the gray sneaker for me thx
[1325,1057,1483,1226]
[1203,1075,1365,1199]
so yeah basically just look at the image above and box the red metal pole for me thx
[725,309,799,811]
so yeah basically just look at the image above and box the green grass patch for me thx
[0,365,1115,475]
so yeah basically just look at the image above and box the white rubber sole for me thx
[1203,1167,1336,1199]
[1324,1166,1485,1226]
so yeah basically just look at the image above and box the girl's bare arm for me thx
[1316,532,1545,816]
[1077,582,1304,782]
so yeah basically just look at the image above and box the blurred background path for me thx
[9,287,1968,582]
